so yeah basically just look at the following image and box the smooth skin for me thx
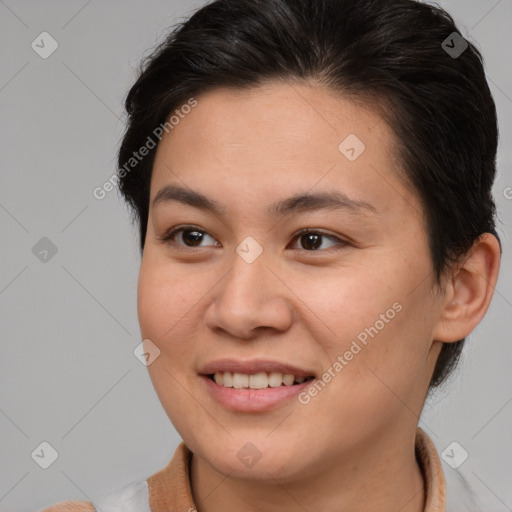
[137,80,501,512]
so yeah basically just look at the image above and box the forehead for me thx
[159,81,391,155]
[150,81,420,221]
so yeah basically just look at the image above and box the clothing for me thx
[40,427,447,511]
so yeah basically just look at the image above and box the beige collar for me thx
[415,426,447,511]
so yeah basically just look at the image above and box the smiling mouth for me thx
[208,371,315,389]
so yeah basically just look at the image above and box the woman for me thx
[43,0,502,510]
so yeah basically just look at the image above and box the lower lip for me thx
[201,375,312,412]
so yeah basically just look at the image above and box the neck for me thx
[190,424,425,512]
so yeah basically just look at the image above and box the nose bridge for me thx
[222,241,273,310]
[205,240,293,338]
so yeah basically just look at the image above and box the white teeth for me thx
[232,373,249,389]
[223,372,233,387]
[249,372,268,389]
[282,374,295,386]
[268,372,283,387]
[211,371,310,389]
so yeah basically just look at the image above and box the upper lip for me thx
[199,359,316,378]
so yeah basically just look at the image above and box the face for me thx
[137,81,445,482]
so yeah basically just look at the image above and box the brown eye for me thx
[179,229,205,246]
[290,229,348,251]
[160,226,219,248]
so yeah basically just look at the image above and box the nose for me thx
[204,250,294,340]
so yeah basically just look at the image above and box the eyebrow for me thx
[152,184,377,217]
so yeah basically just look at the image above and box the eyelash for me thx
[158,225,349,252]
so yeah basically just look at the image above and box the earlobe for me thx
[432,233,501,343]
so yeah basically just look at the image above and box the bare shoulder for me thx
[40,501,95,512]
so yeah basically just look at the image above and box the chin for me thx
[189,433,314,482]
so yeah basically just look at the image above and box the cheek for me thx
[137,264,170,341]
[136,259,203,424]
[301,256,435,392]
[308,305,434,444]
[326,295,436,429]
[137,256,197,352]
[289,261,402,356]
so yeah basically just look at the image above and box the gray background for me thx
[0,1,511,511]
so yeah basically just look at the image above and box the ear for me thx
[432,233,501,343]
